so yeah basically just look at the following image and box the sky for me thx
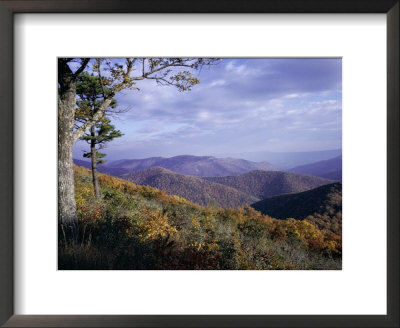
[73,58,342,162]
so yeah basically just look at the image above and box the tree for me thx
[58,58,219,234]
[58,58,90,235]
[75,73,123,197]
[81,118,123,197]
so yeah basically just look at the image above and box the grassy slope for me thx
[59,166,341,270]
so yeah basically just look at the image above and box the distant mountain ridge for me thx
[122,167,260,208]
[74,155,276,177]
[233,149,342,169]
[203,170,333,200]
[288,155,342,181]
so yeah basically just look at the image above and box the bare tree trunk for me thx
[58,62,78,236]
[90,125,100,197]
[58,90,77,235]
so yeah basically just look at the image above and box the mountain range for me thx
[74,153,341,212]
[74,155,276,177]
[122,167,259,208]
[121,167,334,208]
[73,153,342,243]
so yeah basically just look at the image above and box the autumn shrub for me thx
[59,166,342,270]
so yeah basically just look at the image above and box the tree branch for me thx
[73,97,113,141]
[146,76,176,86]
[131,60,194,82]
[73,58,218,141]
[144,62,190,76]
[73,58,90,77]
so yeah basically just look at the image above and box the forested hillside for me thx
[122,167,259,208]
[252,182,342,235]
[204,170,333,199]
[318,170,342,181]
[58,166,341,270]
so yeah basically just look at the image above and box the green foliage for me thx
[74,72,123,197]
[75,72,117,119]
[83,151,106,164]
[59,166,342,270]
[76,73,123,165]
[81,117,123,165]
[80,119,123,146]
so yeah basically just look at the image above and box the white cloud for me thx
[197,111,210,121]
[225,61,236,71]
[224,61,247,75]
[209,79,227,87]
[284,93,300,99]
[283,92,310,99]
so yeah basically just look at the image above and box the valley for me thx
[122,167,259,208]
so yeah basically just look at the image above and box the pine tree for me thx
[75,73,123,197]
[81,118,123,197]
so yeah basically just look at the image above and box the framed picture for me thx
[0,0,398,327]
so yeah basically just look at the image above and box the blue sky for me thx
[73,58,342,162]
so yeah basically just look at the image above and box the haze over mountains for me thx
[74,149,343,176]
[233,149,342,169]
[288,155,342,181]
[74,155,276,177]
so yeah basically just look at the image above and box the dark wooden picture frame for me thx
[0,1,398,327]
